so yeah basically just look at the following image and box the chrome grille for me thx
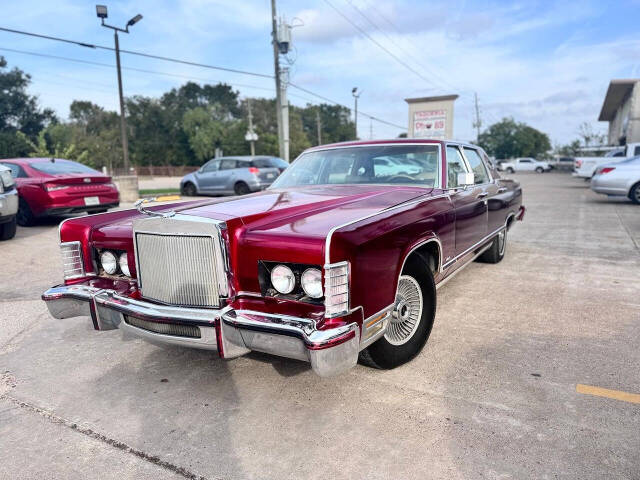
[135,230,224,307]
[125,316,201,338]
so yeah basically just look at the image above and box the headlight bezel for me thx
[258,261,325,303]
[99,250,118,275]
[270,264,296,294]
[301,268,323,298]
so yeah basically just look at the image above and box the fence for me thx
[107,166,200,177]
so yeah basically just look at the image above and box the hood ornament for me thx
[134,198,176,218]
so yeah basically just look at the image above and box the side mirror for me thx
[457,172,475,187]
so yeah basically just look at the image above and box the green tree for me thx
[478,117,551,159]
[0,56,56,139]
[0,131,33,157]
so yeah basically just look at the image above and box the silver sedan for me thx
[590,156,640,204]
[180,156,288,196]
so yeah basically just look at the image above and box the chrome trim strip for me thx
[436,243,492,290]
[442,226,502,270]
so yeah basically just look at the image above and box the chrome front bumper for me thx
[42,285,359,377]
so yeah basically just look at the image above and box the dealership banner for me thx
[413,110,447,139]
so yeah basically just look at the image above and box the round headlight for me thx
[118,252,130,277]
[270,265,295,294]
[301,268,323,298]
[100,250,118,275]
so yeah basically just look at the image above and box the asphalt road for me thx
[1,173,639,480]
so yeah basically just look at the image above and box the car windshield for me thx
[270,144,440,188]
[30,159,99,175]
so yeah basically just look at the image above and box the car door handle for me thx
[476,192,488,199]
[497,187,507,193]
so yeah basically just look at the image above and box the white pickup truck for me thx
[572,143,640,179]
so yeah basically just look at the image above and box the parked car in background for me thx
[500,158,551,173]
[42,139,524,377]
[0,158,120,226]
[0,164,18,240]
[550,157,575,172]
[590,156,640,204]
[572,142,640,179]
[180,156,288,196]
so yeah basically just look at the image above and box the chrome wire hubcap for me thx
[498,230,506,256]
[385,275,423,346]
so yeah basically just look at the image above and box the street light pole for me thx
[113,30,129,173]
[352,87,361,140]
[96,5,142,174]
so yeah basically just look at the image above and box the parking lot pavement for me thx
[1,173,639,479]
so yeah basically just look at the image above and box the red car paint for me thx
[0,158,119,221]
[56,140,523,334]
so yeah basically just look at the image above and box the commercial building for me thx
[598,79,640,145]
[405,95,458,140]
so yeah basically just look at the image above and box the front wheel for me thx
[0,216,17,240]
[535,167,544,173]
[181,182,197,196]
[629,182,640,205]
[359,257,436,369]
[506,167,515,174]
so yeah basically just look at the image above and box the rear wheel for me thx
[629,182,640,205]
[181,182,197,196]
[478,228,507,264]
[234,181,250,195]
[359,256,436,369]
[17,198,35,226]
[0,216,17,240]
[506,167,515,174]
[535,166,544,173]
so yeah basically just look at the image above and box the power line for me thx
[344,0,461,94]
[0,26,273,79]
[0,25,407,131]
[0,46,275,93]
[288,82,405,129]
[321,0,440,88]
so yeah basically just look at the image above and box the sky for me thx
[1,0,639,146]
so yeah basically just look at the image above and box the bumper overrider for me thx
[42,284,360,377]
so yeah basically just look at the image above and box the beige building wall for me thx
[599,80,640,145]
[405,95,458,140]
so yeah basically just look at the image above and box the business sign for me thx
[413,109,447,139]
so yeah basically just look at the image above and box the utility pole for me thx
[96,5,142,174]
[352,87,361,140]
[316,108,322,145]
[270,0,285,160]
[280,67,290,161]
[246,99,257,156]
[473,92,482,142]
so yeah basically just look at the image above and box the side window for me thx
[634,146,640,156]
[520,159,532,163]
[446,146,469,188]
[219,159,238,170]
[252,159,271,168]
[463,148,489,184]
[201,160,219,173]
[1,163,25,178]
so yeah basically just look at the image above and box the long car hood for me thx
[181,184,431,239]
[89,184,431,250]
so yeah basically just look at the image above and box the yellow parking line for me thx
[576,384,640,404]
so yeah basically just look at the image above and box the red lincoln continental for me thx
[42,140,524,376]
